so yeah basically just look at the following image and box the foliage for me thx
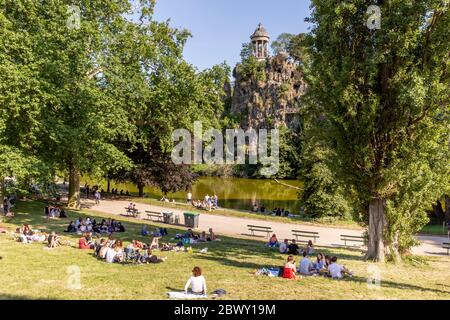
[302,0,450,258]
[236,43,267,82]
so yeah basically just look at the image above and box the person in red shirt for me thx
[79,233,93,250]
[282,255,298,280]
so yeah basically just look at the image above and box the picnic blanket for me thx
[255,267,281,277]
[167,292,208,299]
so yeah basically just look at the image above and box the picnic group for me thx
[186,192,219,212]
[259,234,354,280]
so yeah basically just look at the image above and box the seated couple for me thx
[288,252,353,279]
[79,232,96,250]
[141,225,168,237]
[279,239,315,256]
[178,228,217,244]
[15,224,47,243]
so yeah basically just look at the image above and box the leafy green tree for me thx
[236,42,266,82]
[303,0,449,261]
[271,33,295,55]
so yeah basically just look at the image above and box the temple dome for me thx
[251,23,270,40]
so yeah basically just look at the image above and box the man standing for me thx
[95,190,101,205]
[187,192,192,204]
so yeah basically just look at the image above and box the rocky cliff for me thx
[231,53,306,130]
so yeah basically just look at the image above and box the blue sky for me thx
[152,0,312,70]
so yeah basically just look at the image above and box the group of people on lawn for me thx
[188,192,219,212]
[266,234,353,280]
[65,217,126,234]
[15,223,63,248]
[282,252,353,280]
[91,236,168,264]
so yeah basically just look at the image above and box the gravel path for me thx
[84,199,450,257]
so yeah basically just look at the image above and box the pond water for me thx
[82,177,303,213]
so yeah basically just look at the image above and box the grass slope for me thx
[0,200,449,300]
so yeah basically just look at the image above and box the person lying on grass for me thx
[184,266,207,295]
[141,249,167,264]
[328,256,353,279]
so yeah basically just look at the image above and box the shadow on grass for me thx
[349,275,450,295]
[8,200,449,297]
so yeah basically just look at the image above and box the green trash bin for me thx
[184,212,200,228]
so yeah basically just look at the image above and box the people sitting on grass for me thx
[47,231,62,248]
[282,255,298,280]
[184,267,207,295]
[208,228,217,241]
[287,239,300,255]
[298,251,314,276]
[279,239,289,253]
[328,256,353,279]
[79,233,94,250]
[266,234,279,248]
[65,221,77,233]
[314,253,326,273]
[300,240,315,255]
[142,249,167,264]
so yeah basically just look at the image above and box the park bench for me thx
[341,234,366,247]
[247,225,273,238]
[124,207,141,218]
[292,230,320,244]
[443,242,450,255]
[145,211,164,222]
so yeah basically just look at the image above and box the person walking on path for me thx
[95,190,101,205]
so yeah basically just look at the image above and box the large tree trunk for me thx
[432,200,445,224]
[138,184,144,198]
[365,198,387,262]
[445,195,450,224]
[0,176,5,203]
[68,164,81,209]
[107,178,111,194]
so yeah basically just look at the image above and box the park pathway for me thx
[84,199,449,257]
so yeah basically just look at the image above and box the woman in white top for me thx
[184,267,207,295]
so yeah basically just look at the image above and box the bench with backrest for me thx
[292,230,320,244]
[124,207,140,217]
[145,211,164,222]
[443,242,450,255]
[247,225,273,238]
[341,234,366,247]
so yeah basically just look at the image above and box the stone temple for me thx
[230,23,306,130]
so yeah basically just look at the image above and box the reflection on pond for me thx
[82,177,303,213]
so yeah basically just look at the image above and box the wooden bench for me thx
[124,207,140,218]
[443,242,450,255]
[145,211,164,222]
[341,235,366,247]
[247,225,273,238]
[292,230,320,244]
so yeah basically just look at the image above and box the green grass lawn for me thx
[420,224,449,236]
[0,200,449,300]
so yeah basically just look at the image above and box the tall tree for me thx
[303,0,449,261]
